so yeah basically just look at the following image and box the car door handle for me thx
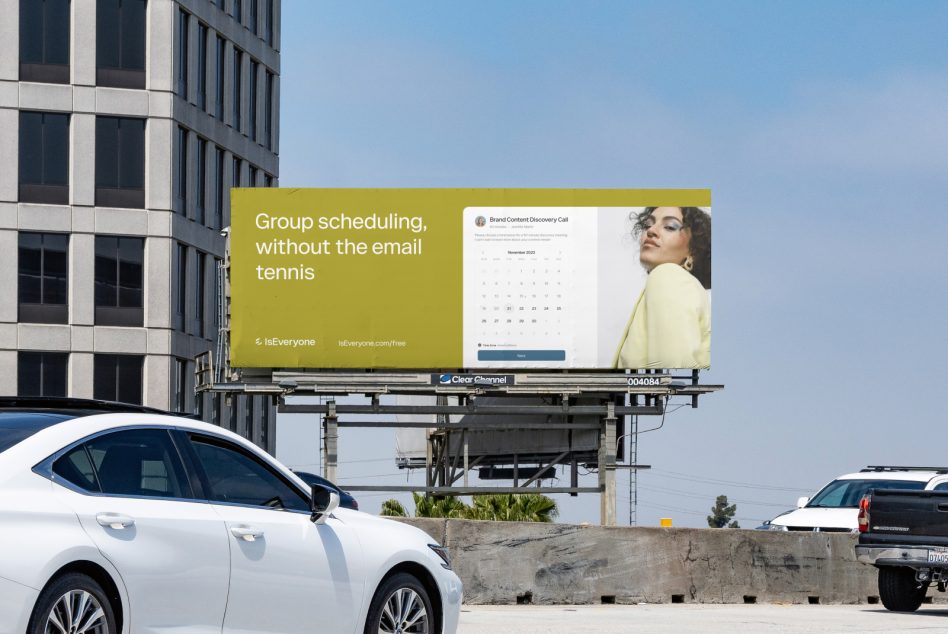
[937,504,948,512]
[96,513,135,529]
[230,526,264,542]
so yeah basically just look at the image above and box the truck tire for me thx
[879,566,927,612]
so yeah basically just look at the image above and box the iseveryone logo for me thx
[433,374,514,386]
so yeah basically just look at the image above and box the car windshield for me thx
[808,478,927,508]
[0,411,77,454]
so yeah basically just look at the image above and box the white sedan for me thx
[0,400,461,634]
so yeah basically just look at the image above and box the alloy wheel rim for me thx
[45,589,109,634]
[378,587,429,634]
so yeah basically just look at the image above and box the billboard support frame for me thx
[195,353,722,525]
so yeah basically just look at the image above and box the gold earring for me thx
[683,255,694,271]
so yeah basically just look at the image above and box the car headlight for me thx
[428,544,452,570]
[767,524,789,531]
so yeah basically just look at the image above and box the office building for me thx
[0,0,281,451]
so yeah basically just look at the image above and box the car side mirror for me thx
[310,483,340,525]
[796,496,809,509]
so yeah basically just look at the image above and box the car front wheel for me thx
[29,572,117,634]
[365,572,433,634]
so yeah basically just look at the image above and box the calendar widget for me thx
[463,207,599,368]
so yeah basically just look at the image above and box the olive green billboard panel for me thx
[230,189,711,369]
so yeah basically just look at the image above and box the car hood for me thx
[331,508,437,540]
[328,509,453,578]
[769,507,857,530]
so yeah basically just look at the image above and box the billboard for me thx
[230,189,711,370]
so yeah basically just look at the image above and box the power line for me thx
[647,468,812,492]
[630,484,794,508]
[349,492,407,499]
[287,456,397,469]
[338,472,416,481]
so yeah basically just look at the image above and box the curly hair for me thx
[632,207,712,289]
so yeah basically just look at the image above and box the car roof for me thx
[837,469,948,483]
[292,470,339,488]
[0,397,207,454]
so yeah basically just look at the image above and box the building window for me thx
[249,0,258,34]
[19,232,68,324]
[233,0,242,24]
[197,23,208,110]
[266,0,274,47]
[215,147,225,229]
[215,36,225,120]
[94,354,143,404]
[19,111,70,205]
[176,126,188,216]
[94,236,144,326]
[20,0,70,83]
[232,48,243,131]
[173,358,188,412]
[232,156,241,188]
[96,0,146,89]
[176,9,189,98]
[195,252,206,337]
[176,243,187,332]
[248,165,258,187]
[265,71,274,150]
[196,138,207,225]
[249,60,258,142]
[18,351,68,397]
[264,173,273,188]
[95,116,145,208]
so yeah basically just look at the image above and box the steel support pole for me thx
[425,430,434,488]
[463,438,469,487]
[600,399,617,526]
[323,400,338,483]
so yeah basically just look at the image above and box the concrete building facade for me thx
[0,0,280,452]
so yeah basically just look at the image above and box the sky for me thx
[272,1,948,527]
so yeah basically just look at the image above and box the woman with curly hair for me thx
[613,206,711,369]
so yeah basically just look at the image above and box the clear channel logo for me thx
[431,373,515,386]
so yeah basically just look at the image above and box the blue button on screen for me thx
[477,350,566,361]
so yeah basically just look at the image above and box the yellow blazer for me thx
[613,263,710,369]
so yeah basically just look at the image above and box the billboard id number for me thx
[628,377,664,386]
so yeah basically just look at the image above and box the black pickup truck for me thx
[855,488,948,611]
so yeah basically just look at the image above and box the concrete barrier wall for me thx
[396,519,885,605]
